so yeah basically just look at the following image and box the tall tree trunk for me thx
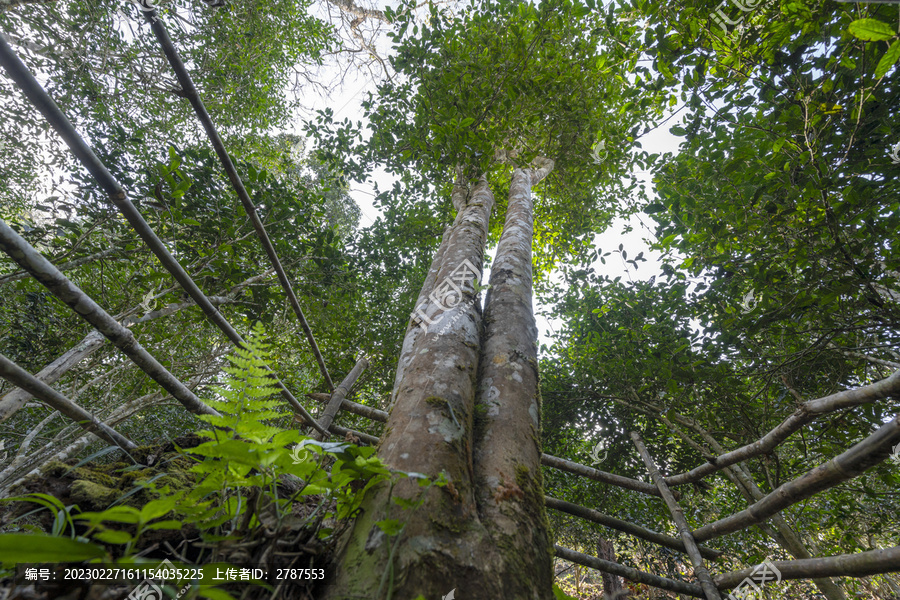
[473,160,555,598]
[325,162,555,599]
[324,175,497,599]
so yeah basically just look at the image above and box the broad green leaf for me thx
[0,534,106,563]
[875,40,900,78]
[145,520,183,531]
[552,583,579,600]
[76,506,141,525]
[375,518,404,536]
[140,496,178,522]
[848,19,895,42]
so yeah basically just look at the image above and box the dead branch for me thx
[714,546,900,590]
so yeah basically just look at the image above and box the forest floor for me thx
[0,434,332,600]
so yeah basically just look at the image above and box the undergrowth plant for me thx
[0,323,438,599]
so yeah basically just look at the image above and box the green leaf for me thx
[0,534,106,564]
[552,583,578,600]
[145,520,183,531]
[198,588,237,600]
[76,506,141,525]
[848,19,895,42]
[375,518,404,536]
[2,492,66,514]
[140,496,178,522]
[875,40,900,78]
[92,529,133,544]
[168,146,182,168]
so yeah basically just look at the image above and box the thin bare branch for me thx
[664,369,900,487]
[0,218,218,417]
[553,545,705,598]
[714,547,900,590]
[631,431,722,600]
[0,33,327,435]
[314,357,368,441]
[544,496,723,561]
[693,414,900,542]
[142,12,336,392]
[0,352,136,451]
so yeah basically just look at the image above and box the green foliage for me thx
[0,325,432,595]
[848,18,895,42]
[846,18,900,78]
[0,534,106,565]
[150,322,396,533]
[552,583,579,600]
[538,0,900,575]
[308,0,670,281]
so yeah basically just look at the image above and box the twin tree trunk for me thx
[324,161,555,599]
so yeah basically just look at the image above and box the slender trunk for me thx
[473,161,554,598]
[324,175,496,599]
[596,539,625,595]
[389,173,469,411]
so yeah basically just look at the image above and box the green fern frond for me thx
[197,322,284,443]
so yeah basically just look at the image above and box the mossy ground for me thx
[0,434,335,600]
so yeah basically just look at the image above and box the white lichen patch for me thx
[427,410,460,442]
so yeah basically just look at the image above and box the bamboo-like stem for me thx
[663,369,900,487]
[0,218,219,417]
[0,263,265,421]
[648,405,846,600]
[0,369,213,495]
[313,357,368,441]
[0,331,104,422]
[630,431,722,600]
[544,496,722,560]
[692,414,900,542]
[0,246,123,285]
[293,414,380,446]
[553,545,705,598]
[0,34,327,436]
[540,453,672,499]
[714,546,900,590]
[306,392,389,423]
[0,353,136,452]
[0,295,234,422]
[144,11,334,392]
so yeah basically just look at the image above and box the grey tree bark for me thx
[325,163,556,599]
